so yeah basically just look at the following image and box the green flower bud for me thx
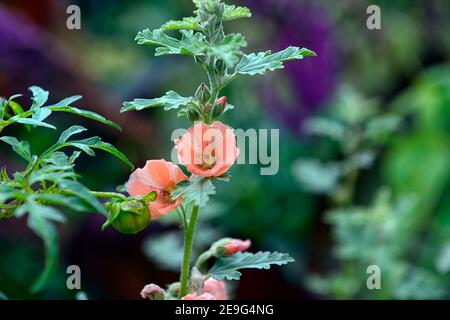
[214,59,226,75]
[211,96,226,119]
[194,54,207,65]
[103,199,151,234]
[212,102,223,119]
[166,282,180,299]
[186,107,201,122]
[195,83,211,105]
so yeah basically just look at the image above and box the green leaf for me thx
[23,200,62,292]
[304,117,347,142]
[223,5,252,21]
[57,125,87,144]
[135,29,207,56]
[29,86,49,109]
[42,129,134,170]
[27,199,66,223]
[68,137,134,170]
[28,165,77,185]
[207,33,247,68]
[8,100,25,115]
[161,17,201,31]
[32,107,52,123]
[209,251,295,280]
[0,136,32,161]
[291,159,341,194]
[42,151,71,166]
[235,46,316,76]
[46,95,82,108]
[58,179,106,215]
[9,116,56,129]
[45,105,121,130]
[0,183,24,204]
[33,193,94,212]
[142,232,184,271]
[172,176,215,207]
[121,91,194,113]
[0,291,7,300]
[365,113,401,143]
[69,151,82,164]
[223,102,235,114]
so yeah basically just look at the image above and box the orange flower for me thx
[203,278,228,300]
[182,292,216,300]
[175,121,240,177]
[127,160,188,219]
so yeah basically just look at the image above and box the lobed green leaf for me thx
[235,46,316,76]
[223,4,252,21]
[161,17,201,31]
[172,176,216,207]
[207,33,247,68]
[209,251,295,280]
[0,136,32,161]
[121,91,194,113]
[135,29,207,57]
[29,86,49,109]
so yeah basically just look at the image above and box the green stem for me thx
[178,205,200,298]
[179,203,188,230]
[91,191,127,201]
[194,250,213,271]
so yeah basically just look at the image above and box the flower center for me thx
[161,189,174,203]
[201,144,216,169]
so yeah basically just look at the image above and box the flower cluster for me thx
[126,120,239,222]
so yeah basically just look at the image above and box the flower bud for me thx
[103,199,151,234]
[140,283,165,300]
[212,238,251,257]
[194,54,207,65]
[212,103,223,119]
[195,83,211,105]
[166,282,180,298]
[214,59,226,74]
[215,96,227,110]
[212,96,227,118]
[189,267,205,292]
[186,107,201,122]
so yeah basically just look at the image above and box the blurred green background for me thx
[0,0,449,299]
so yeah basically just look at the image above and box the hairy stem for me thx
[194,250,213,271]
[179,204,200,298]
[90,191,127,201]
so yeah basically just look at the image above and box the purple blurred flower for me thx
[248,0,339,134]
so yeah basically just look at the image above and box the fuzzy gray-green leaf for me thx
[209,251,295,281]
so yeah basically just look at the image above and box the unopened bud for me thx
[140,283,165,300]
[166,282,180,297]
[211,96,227,119]
[102,199,151,235]
[190,267,205,292]
[212,238,251,257]
[186,107,201,122]
[195,83,211,105]
[214,59,226,74]
[194,54,207,65]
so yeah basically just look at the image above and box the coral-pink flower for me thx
[223,239,251,255]
[203,278,228,300]
[182,292,216,300]
[175,121,240,177]
[127,159,188,220]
